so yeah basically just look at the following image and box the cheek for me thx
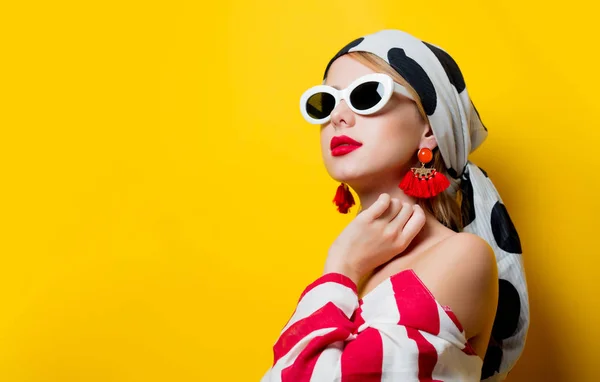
[319,129,330,154]
[363,119,421,164]
[319,129,334,167]
[366,114,416,144]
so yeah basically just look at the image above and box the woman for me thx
[261,29,529,381]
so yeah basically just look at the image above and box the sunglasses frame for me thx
[299,72,415,125]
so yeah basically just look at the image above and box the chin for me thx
[330,162,401,190]
[327,165,370,185]
[323,149,392,185]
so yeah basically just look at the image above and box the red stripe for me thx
[392,270,440,335]
[351,304,365,334]
[277,272,357,354]
[341,327,383,381]
[461,341,477,356]
[393,270,441,381]
[280,326,352,382]
[273,302,356,366]
[298,273,358,302]
[405,327,442,382]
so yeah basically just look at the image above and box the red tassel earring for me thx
[333,183,355,214]
[399,148,450,198]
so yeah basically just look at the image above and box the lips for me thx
[330,135,362,157]
[330,135,362,150]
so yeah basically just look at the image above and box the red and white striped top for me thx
[261,269,483,381]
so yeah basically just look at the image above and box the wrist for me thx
[323,260,362,285]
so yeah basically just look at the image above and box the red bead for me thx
[418,148,433,164]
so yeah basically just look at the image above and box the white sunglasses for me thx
[299,72,415,125]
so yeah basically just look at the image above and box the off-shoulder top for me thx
[260,269,483,381]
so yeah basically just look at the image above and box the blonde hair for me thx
[336,51,464,231]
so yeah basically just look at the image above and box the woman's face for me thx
[320,55,434,190]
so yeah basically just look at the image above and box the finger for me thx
[362,193,392,221]
[378,198,403,222]
[397,204,426,244]
[387,202,415,231]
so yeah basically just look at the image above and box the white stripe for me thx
[281,282,358,334]
[421,331,482,382]
[309,341,344,382]
[261,327,338,382]
[359,278,400,329]
[436,304,468,348]
[377,324,420,382]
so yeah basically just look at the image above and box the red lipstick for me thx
[330,135,362,157]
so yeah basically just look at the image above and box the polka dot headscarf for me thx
[323,29,529,381]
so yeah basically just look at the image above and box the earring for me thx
[399,148,450,198]
[333,183,355,214]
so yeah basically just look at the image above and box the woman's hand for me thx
[323,193,426,284]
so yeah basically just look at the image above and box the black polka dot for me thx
[422,41,488,133]
[421,41,466,93]
[387,48,437,116]
[481,344,502,379]
[491,202,522,254]
[478,166,488,177]
[460,169,476,227]
[322,37,364,79]
[492,279,521,340]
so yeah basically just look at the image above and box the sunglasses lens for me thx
[305,92,336,120]
[350,81,385,111]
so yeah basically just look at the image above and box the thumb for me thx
[362,193,391,221]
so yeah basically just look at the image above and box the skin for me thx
[319,55,499,360]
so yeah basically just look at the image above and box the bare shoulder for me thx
[414,232,499,351]
[422,232,498,287]
[441,232,497,274]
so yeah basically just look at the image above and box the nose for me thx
[330,100,356,129]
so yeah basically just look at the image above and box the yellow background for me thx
[1,1,598,381]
